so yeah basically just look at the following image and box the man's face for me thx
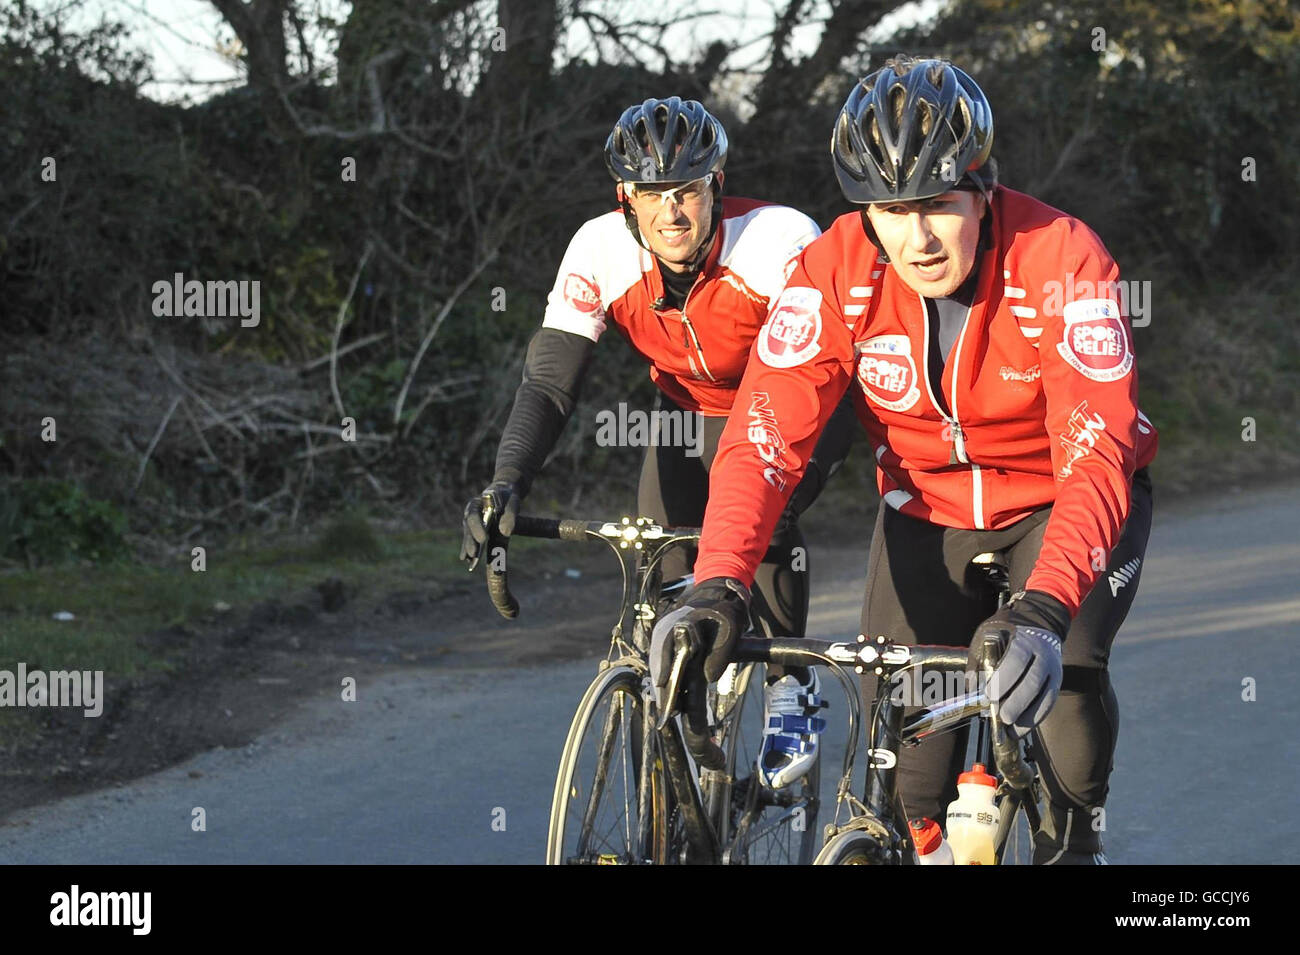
[621,175,715,272]
[864,190,986,297]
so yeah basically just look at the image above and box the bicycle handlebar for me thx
[510,515,592,542]
[482,514,702,620]
[731,634,1033,791]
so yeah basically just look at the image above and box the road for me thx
[1,482,1296,863]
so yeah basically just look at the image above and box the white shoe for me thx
[758,670,826,789]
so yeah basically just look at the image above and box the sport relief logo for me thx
[757,287,822,368]
[595,403,702,457]
[562,273,600,313]
[1056,299,1133,383]
[855,335,920,412]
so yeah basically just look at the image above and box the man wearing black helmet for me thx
[655,57,1158,863]
[462,97,854,788]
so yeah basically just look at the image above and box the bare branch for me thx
[393,248,500,429]
[330,241,375,421]
[299,331,388,373]
[132,394,182,494]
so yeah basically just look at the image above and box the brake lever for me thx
[982,631,1035,789]
[656,624,698,731]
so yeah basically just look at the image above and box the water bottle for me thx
[909,817,954,865]
[945,763,998,865]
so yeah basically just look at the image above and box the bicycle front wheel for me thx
[546,665,673,864]
[813,828,891,865]
[713,662,821,865]
[995,787,1039,865]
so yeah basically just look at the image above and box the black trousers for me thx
[860,469,1154,838]
[636,395,808,659]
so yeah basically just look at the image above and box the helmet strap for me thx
[858,208,889,263]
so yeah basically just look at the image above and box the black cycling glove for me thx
[650,577,751,691]
[975,589,1071,735]
[460,480,521,570]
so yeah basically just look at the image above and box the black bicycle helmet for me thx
[831,56,994,203]
[605,97,728,183]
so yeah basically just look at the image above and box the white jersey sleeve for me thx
[541,212,644,342]
[718,205,822,303]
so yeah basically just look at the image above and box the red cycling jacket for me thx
[694,186,1158,614]
[541,197,820,415]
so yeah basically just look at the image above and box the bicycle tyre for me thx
[813,828,891,865]
[713,662,821,865]
[546,665,672,864]
[994,787,1038,865]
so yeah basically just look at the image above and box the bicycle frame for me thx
[511,514,1036,864]
[730,634,1040,864]
[513,515,810,865]
[511,516,728,863]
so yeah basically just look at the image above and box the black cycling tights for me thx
[637,397,808,680]
[859,469,1154,854]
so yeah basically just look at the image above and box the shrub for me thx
[0,479,130,567]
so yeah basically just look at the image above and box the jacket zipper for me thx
[917,292,985,528]
[679,274,718,383]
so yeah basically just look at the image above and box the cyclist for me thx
[461,96,854,787]
[652,57,1157,864]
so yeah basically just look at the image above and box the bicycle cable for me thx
[584,527,633,643]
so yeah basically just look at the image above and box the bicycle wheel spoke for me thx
[549,670,672,864]
[714,662,821,865]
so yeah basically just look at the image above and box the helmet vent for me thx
[830,57,994,202]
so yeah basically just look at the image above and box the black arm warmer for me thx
[786,390,857,517]
[492,327,597,496]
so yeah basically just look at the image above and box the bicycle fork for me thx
[659,722,721,864]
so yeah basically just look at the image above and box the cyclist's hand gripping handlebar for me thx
[476,510,587,620]
[654,623,699,730]
[978,632,1036,790]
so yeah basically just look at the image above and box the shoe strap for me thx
[764,714,827,736]
[762,733,817,756]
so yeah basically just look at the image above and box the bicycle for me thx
[718,550,1043,865]
[479,512,821,865]
[481,512,1041,864]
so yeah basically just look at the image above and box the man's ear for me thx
[715,170,725,189]
[616,183,626,202]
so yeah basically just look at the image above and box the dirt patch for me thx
[0,542,624,822]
